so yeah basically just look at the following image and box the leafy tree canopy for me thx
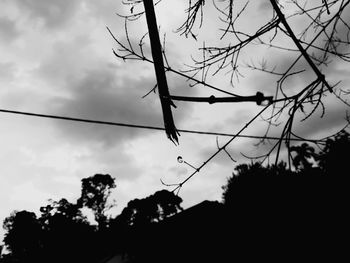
[2,211,42,259]
[77,173,116,228]
[39,198,87,228]
[115,190,183,227]
[222,131,349,215]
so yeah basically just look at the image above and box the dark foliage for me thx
[1,132,348,262]
[317,131,349,176]
[220,131,349,260]
[114,189,183,227]
[123,201,228,263]
[1,176,183,263]
[104,190,183,261]
[290,143,316,170]
[2,211,42,262]
[39,199,95,263]
[77,174,116,228]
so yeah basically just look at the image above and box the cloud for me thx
[11,0,81,29]
[258,0,272,12]
[292,101,349,139]
[168,166,188,177]
[49,69,157,147]
[35,35,95,86]
[48,62,196,148]
[84,0,123,22]
[77,145,144,181]
[0,62,16,83]
[240,3,350,98]
[0,16,20,42]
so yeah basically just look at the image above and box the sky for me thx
[0,0,349,242]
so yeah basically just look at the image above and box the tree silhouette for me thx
[107,190,183,263]
[2,130,349,262]
[152,189,183,219]
[317,130,350,175]
[39,202,94,263]
[77,173,116,229]
[115,189,183,227]
[2,211,43,262]
[1,174,117,263]
[290,142,316,170]
[220,132,350,259]
[39,198,87,227]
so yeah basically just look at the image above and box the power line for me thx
[0,108,321,143]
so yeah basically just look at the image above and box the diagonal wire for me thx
[171,104,272,193]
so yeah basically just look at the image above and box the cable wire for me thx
[0,108,322,143]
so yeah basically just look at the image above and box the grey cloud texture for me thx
[259,1,271,11]
[0,16,20,42]
[36,35,94,86]
[88,146,143,181]
[50,67,161,147]
[0,62,16,82]
[293,102,350,139]
[48,63,196,149]
[11,0,81,29]
[84,0,123,21]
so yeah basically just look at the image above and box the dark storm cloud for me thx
[11,0,81,29]
[49,64,196,148]
[0,17,20,41]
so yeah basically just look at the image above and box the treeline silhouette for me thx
[1,131,348,262]
[220,131,349,261]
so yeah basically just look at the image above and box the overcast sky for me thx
[1,0,349,241]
